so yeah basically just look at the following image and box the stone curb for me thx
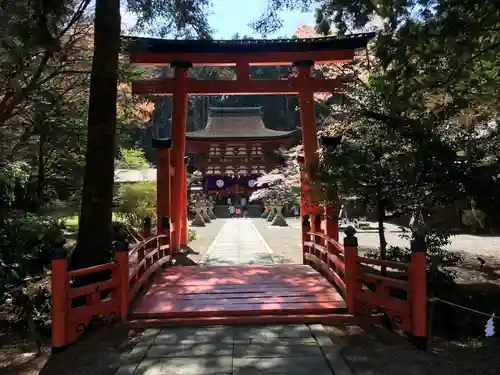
[250,220,277,264]
[309,324,353,375]
[200,219,228,264]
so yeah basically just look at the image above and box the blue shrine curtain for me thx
[205,175,235,190]
[237,175,264,189]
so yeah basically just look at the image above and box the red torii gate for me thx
[48,33,431,355]
[48,33,430,354]
[126,34,374,253]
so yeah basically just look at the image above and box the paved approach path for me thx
[201,218,276,266]
[115,219,348,375]
[116,324,346,375]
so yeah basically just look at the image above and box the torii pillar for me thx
[170,62,190,252]
[180,157,189,247]
[296,60,320,218]
[154,138,172,247]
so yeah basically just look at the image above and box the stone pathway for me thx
[116,324,344,375]
[201,219,275,266]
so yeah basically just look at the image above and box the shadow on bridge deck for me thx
[128,264,348,327]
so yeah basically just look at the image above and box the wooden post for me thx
[156,142,171,248]
[114,239,129,321]
[160,216,170,257]
[170,62,190,253]
[301,214,311,265]
[410,230,428,350]
[296,60,319,218]
[51,237,68,353]
[180,157,189,247]
[343,225,358,314]
[313,212,323,258]
[325,202,339,243]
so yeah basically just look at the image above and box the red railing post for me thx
[325,202,339,243]
[160,216,170,257]
[114,239,129,322]
[343,226,358,314]
[301,214,311,265]
[51,237,68,353]
[410,230,428,350]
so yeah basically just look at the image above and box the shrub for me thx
[115,148,150,169]
[188,229,197,242]
[115,182,156,228]
[0,214,64,293]
[366,227,463,290]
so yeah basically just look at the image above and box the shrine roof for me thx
[186,107,298,141]
[124,33,375,55]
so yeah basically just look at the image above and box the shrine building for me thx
[185,106,298,203]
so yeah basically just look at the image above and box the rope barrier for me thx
[429,297,499,320]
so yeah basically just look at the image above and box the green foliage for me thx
[0,214,64,292]
[125,0,213,38]
[115,182,156,228]
[4,283,51,346]
[366,227,464,289]
[188,229,197,242]
[115,148,150,169]
[0,161,30,211]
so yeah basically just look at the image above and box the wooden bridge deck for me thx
[128,220,348,326]
[130,264,346,324]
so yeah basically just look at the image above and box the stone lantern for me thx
[272,198,288,226]
[191,199,206,227]
[200,198,211,223]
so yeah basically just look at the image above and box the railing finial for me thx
[343,225,358,247]
[113,238,129,253]
[52,235,67,260]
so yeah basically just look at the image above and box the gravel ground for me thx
[252,217,500,283]
[1,325,143,375]
[325,324,500,375]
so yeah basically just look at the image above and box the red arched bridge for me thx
[50,215,428,353]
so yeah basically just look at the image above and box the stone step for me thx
[126,312,354,329]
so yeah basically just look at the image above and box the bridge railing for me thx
[50,233,171,353]
[302,216,428,349]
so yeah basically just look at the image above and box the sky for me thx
[121,0,316,39]
[207,0,315,39]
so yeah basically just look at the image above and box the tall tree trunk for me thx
[70,0,121,270]
[377,199,388,276]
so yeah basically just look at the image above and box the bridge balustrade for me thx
[50,231,171,353]
[302,208,428,350]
